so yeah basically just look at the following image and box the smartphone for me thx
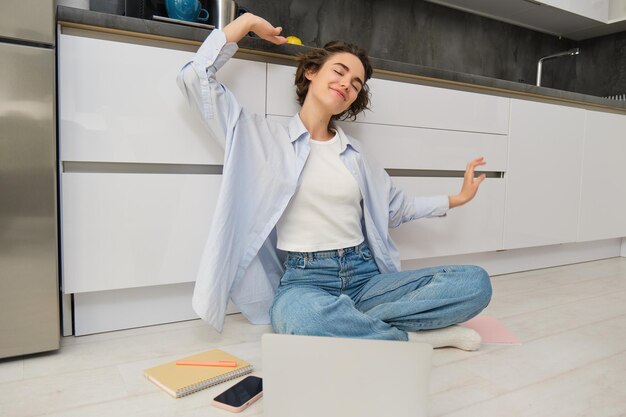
[212,375,263,413]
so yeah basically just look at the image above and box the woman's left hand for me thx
[448,157,487,208]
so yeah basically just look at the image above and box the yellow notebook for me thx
[144,349,253,398]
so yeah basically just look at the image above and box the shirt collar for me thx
[288,114,309,143]
[334,124,359,154]
[288,114,359,154]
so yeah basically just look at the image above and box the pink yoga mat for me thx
[460,315,521,345]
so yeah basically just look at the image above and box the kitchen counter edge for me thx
[56,5,626,114]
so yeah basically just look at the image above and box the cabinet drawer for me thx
[61,172,221,293]
[267,116,507,171]
[362,78,509,134]
[338,120,507,171]
[59,34,266,164]
[389,177,505,259]
[266,64,509,134]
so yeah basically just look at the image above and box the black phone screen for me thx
[213,376,263,407]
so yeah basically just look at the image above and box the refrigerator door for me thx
[0,0,55,45]
[0,43,59,358]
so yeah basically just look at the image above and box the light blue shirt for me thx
[177,29,449,332]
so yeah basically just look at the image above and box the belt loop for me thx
[337,248,344,257]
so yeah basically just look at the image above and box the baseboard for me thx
[621,238,626,257]
[73,282,196,335]
[401,238,622,276]
[61,293,73,337]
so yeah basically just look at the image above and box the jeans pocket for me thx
[358,245,373,261]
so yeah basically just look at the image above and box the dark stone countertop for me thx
[56,6,626,113]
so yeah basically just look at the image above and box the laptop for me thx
[261,333,432,417]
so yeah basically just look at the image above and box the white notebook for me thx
[262,334,432,417]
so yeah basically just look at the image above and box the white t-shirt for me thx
[276,134,364,252]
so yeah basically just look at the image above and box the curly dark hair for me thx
[294,40,373,121]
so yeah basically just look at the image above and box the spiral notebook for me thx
[144,349,252,398]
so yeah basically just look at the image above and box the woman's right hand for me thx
[223,13,288,45]
[249,15,288,44]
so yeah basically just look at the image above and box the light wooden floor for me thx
[2,257,626,417]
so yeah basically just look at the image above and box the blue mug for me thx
[165,0,209,22]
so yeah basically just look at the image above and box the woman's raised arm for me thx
[177,14,286,149]
[223,13,287,45]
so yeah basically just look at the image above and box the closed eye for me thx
[333,66,361,92]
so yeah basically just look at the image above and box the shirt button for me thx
[202,80,209,86]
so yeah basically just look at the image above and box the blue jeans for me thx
[270,243,492,341]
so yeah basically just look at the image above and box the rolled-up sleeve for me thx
[177,29,241,149]
[387,180,449,228]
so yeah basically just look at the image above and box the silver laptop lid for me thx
[262,334,432,417]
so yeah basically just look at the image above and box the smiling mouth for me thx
[330,88,346,101]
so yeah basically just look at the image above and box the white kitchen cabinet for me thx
[390,177,505,259]
[578,110,626,241]
[503,99,585,249]
[61,172,221,293]
[537,0,609,22]
[267,115,507,172]
[425,0,615,40]
[266,64,299,116]
[58,31,266,295]
[59,33,266,165]
[337,120,507,172]
[266,63,510,135]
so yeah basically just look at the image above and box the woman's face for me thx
[305,52,366,116]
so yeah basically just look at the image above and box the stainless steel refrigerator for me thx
[0,0,60,358]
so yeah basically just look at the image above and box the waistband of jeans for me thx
[287,241,367,259]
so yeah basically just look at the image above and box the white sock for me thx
[407,325,481,351]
